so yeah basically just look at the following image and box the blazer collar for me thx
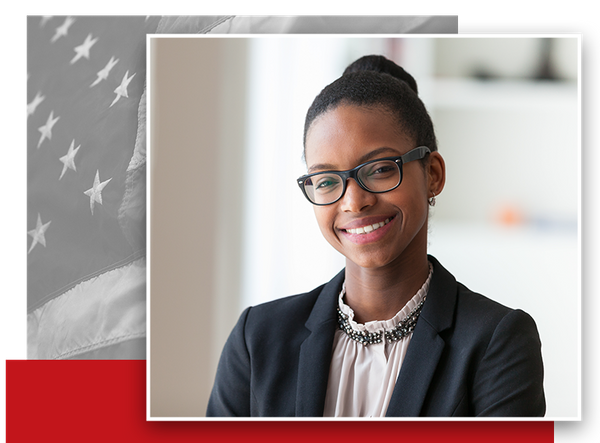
[420,255,458,332]
[385,255,458,416]
[295,268,344,417]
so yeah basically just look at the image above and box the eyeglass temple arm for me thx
[400,146,430,163]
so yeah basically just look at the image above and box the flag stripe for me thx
[28,257,146,359]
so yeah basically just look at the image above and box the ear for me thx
[427,151,446,197]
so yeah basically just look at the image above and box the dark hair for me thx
[303,55,437,161]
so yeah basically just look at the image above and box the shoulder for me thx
[441,283,541,370]
[454,281,539,338]
[454,282,526,326]
[240,269,344,345]
[426,256,541,349]
[451,285,545,416]
[427,255,538,331]
[241,284,328,344]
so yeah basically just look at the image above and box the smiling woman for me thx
[206,54,546,418]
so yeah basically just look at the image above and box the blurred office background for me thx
[149,36,579,418]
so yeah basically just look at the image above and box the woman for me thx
[206,55,545,417]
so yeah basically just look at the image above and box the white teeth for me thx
[346,218,391,235]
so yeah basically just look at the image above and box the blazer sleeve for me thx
[471,309,546,417]
[206,307,252,417]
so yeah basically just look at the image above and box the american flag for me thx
[26,15,239,360]
[26,15,159,359]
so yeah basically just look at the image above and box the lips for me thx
[338,215,397,245]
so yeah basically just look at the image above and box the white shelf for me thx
[419,77,578,111]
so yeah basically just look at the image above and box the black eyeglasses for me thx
[297,146,430,206]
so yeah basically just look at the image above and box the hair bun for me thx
[342,55,418,95]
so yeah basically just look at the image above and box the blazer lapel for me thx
[385,319,446,416]
[295,269,344,417]
[386,256,457,417]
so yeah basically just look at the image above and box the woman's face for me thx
[304,104,443,270]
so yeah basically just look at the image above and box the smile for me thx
[344,218,391,235]
[339,215,397,245]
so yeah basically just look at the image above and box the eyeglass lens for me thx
[304,159,401,205]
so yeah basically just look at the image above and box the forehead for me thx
[304,104,412,167]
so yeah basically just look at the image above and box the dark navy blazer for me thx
[206,256,545,417]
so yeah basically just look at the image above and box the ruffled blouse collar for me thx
[338,262,433,334]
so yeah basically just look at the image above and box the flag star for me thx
[37,110,60,148]
[84,170,112,215]
[59,139,81,179]
[40,16,53,27]
[110,70,136,107]
[70,33,98,65]
[90,56,119,87]
[27,91,45,118]
[51,16,75,43]
[28,213,51,254]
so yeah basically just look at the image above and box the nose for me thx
[339,178,376,213]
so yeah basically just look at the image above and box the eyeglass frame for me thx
[296,146,431,206]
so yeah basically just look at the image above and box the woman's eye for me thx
[317,180,335,188]
[373,166,391,174]
[315,176,341,192]
[367,164,395,176]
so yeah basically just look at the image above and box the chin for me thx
[346,252,398,270]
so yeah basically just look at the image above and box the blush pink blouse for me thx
[323,265,433,417]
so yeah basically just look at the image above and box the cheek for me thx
[389,185,429,229]
[408,199,429,229]
[404,194,430,233]
[400,170,429,208]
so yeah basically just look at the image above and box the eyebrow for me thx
[307,146,401,173]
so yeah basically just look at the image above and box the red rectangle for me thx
[6,360,553,442]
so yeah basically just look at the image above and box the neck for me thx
[343,249,430,324]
